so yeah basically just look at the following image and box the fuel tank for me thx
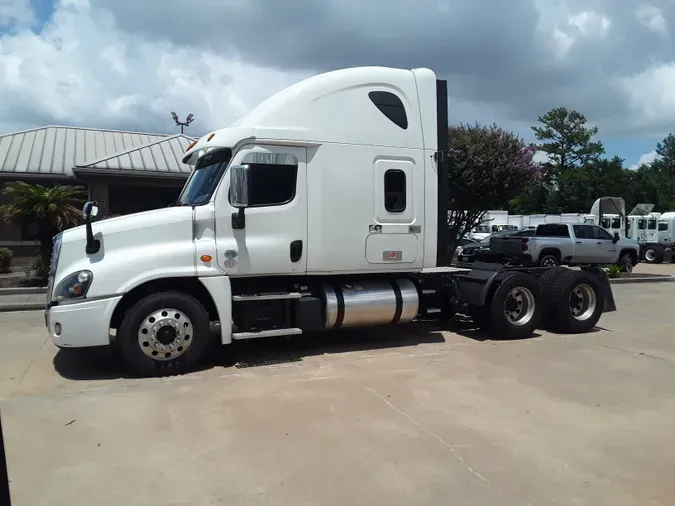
[320,279,419,329]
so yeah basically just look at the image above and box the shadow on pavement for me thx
[52,315,545,380]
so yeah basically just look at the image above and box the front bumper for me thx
[45,296,123,348]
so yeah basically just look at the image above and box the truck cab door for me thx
[214,145,307,276]
[571,225,596,263]
[590,225,618,263]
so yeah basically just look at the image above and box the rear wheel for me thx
[545,270,604,333]
[538,254,559,268]
[483,272,542,339]
[117,291,212,377]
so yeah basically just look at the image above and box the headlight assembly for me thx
[53,270,93,301]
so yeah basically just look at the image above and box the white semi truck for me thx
[44,66,618,377]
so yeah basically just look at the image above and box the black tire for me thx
[469,305,492,332]
[643,246,664,264]
[546,270,604,334]
[117,291,212,377]
[538,254,559,268]
[536,267,569,329]
[484,272,542,339]
[618,253,634,273]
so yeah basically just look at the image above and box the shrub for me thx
[606,265,622,279]
[0,248,12,274]
[25,256,49,281]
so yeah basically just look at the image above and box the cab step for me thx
[233,292,302,302]
[232,328,303,340]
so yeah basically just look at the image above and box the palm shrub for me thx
[0,182,87,280]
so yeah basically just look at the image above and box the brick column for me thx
[88,180,110,217]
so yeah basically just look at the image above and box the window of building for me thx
[368,91,408,130]
[659,221,668,231]
[648,219,656,230]
[384,169,406,212]
[229,152,298,207]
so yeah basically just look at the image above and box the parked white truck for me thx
[44,66,618,376]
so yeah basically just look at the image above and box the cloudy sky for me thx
[1,0,674,169]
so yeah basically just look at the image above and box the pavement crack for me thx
[365,386,500,490]
[588,341,673,363]
[10,335,49,399]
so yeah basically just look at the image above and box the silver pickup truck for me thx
[487,223,640,271]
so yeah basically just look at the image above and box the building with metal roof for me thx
[0,125,196,255]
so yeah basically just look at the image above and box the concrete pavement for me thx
[1,283,675,505]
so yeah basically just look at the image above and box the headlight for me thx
[53,270,93,301]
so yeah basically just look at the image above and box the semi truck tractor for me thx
[44,66,618,377]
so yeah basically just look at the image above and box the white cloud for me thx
[0,0,35,29]
[617,63,675,134]
[629,150,661,170]
[533,150,551,164]
[0,0,310,135]
[636,5,668,37]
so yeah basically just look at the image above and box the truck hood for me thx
[61,206,194,244]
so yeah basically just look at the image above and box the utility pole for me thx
[171,112,194,134]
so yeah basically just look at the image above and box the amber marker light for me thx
[186,140,198,151]
[207,133,215,141]
[201,255,212,262]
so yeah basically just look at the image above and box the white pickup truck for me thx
[484,223,640,271]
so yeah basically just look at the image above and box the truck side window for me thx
[593,226,614,240]
[600,218,610,228]
[611,218,621,228]
[229,152,298,207]
[648,219,656,230]
[638,219,646,230]
[659,222,668,231]
[368,91,408,130]
[384,169,406,212]
[535,224,570,237]
[572,225,588,239]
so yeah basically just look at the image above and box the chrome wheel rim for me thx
[623,255,633,272]
[503,287,536,326]
[645,249,656,262]
[542,257,556,267]
[569,284,597,321]
[137,308,194,361]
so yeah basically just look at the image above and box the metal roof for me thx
[0,125,194,177]
[78,134,194,176]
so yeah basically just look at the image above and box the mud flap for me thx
[581,265,617,313]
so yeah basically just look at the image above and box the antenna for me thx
[171,112,194,134]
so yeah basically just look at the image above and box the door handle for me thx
[575,241,582,245]
[290,240,303,263]
[597,242,603,246]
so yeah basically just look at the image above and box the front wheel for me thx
[117,291,212,377]
[643,246,664,264]
[618,253,634,273]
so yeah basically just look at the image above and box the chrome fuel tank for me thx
[321,279,419,329]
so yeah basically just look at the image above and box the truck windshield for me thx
[177,149,232,206]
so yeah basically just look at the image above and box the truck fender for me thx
[199,276,233,344]
[454,262,503,306]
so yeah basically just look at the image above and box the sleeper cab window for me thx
[229,152,299,207]
[368,91,408,129]
[384,169,406,213]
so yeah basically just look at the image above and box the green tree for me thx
[0,182,86,278]
[447,123,540,254]
[532,107,605,172]
[524,107,606,213]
